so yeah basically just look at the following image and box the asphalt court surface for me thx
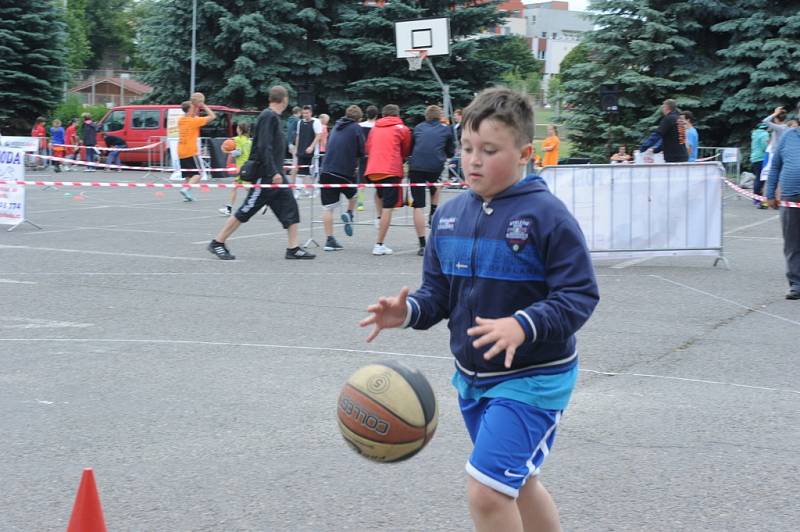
[1,169,798,531]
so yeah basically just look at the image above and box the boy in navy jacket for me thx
[319,105,365,251]
[361,87,599,532]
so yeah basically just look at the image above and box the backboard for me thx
[394,17,450,59]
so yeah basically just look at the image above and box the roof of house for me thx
[70,77,153,95]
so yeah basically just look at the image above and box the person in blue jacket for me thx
[319,105,365,251]
[408,105,456,255]
[361,87,599,532]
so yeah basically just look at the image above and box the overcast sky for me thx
[523,0,591,12]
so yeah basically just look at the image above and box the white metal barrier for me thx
[539,162,726,264]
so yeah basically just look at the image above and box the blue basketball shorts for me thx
[459,395,562,499]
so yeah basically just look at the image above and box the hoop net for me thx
[405,49,428,71]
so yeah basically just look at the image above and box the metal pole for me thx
[190,0,197,94]
[426,58,450,123]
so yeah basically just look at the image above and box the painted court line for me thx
[3,337,798,396]
[610,257,652,269]
[0,244,219,263]
[191,226,311,244]
[0,279,37,284]
[724,215,779,235]
[650,274,800,327]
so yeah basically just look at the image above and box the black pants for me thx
[781,194,800,293]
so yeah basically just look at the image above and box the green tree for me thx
[139,0,341,108]
[710,1,800,146]
[478,35,543,79]
[0,0,67,133]
[65,0,92,71]
[561,0,700,161]
[321,0,509,119]
[85,0,139,69]
[558,42,587,85]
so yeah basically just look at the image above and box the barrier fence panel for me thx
[539,162,725,261]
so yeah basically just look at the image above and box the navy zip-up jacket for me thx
[321,117,364,179]
[405,174,599,384]
[408,119,456,173]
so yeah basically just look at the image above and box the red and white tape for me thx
[28,154,310,173]
[52,141,163,152]
[723,178,800,208]
[0,179,467,190]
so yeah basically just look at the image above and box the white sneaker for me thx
[372,243,393,256]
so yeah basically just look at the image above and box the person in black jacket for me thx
[208,86,315,260]
[319,105,365,251]
[657,99,688,163]
[408,105,456,255]
[80,113,98,172]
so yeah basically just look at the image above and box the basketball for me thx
[221,138,236,153]
[337,361,437,463]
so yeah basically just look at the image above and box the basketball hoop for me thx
[405,49,428,71]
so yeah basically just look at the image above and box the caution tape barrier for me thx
[723,178,800,208]
[28,154,310,172]
[51,141,162,152]
[0,179,468,190]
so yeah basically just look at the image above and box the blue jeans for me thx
[107,149,124,166]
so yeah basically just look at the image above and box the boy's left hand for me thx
[468,316,526,369]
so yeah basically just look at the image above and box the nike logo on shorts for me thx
[503,469,526,478]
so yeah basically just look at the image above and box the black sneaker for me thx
[207,241,235,260]
[417,246,425,256]
[324,236,344,251]
[786,291,800,300]
[286,247,316,260]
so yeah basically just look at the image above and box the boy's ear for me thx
[518,143,534,165]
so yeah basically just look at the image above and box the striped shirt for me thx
[767,128,800,199]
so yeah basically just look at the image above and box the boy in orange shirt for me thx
[177,93,216,201]
[541,125,560,167]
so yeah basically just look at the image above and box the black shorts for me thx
[297,154,314,175]
[408,169,442,208]
[319,172,356,207]
[234,178,300,227]
[179,155,203,174]
[372,176,404,209]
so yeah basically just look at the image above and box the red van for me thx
[96,104,259,164]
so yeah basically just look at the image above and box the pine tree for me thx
[710,0,800,145]
[561,0,732,161]
[0,0,67,133]
[320,0,509,118]
[139,0,343,109]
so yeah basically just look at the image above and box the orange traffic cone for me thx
[67,468,107,532]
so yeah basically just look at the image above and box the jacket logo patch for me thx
[438,217,456,231]
[505,217,532,252]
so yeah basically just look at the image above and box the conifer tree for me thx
[0,0,67,133]
[322,0,508,118]
[710,0,800,144]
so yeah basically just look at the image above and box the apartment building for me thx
[525,1,592,78]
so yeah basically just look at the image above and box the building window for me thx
[552,32,558,39]
[542,32,547,38]
[131,110,160,129]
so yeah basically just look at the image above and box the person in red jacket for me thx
[364,104,412,255]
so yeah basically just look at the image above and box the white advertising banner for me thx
[166,108,183,180]
[540,162,724,258]
[0,148,26,226]
[0,136,40,152]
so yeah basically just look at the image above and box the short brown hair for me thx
[663,99,678,111]
[461,87,534,146]
[424,105,442,122]
[181,101,192,113]
[269,85,288,103]
[382,104,400,117]
[345,105,363,122]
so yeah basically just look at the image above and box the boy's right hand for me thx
[359,287,410,342]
